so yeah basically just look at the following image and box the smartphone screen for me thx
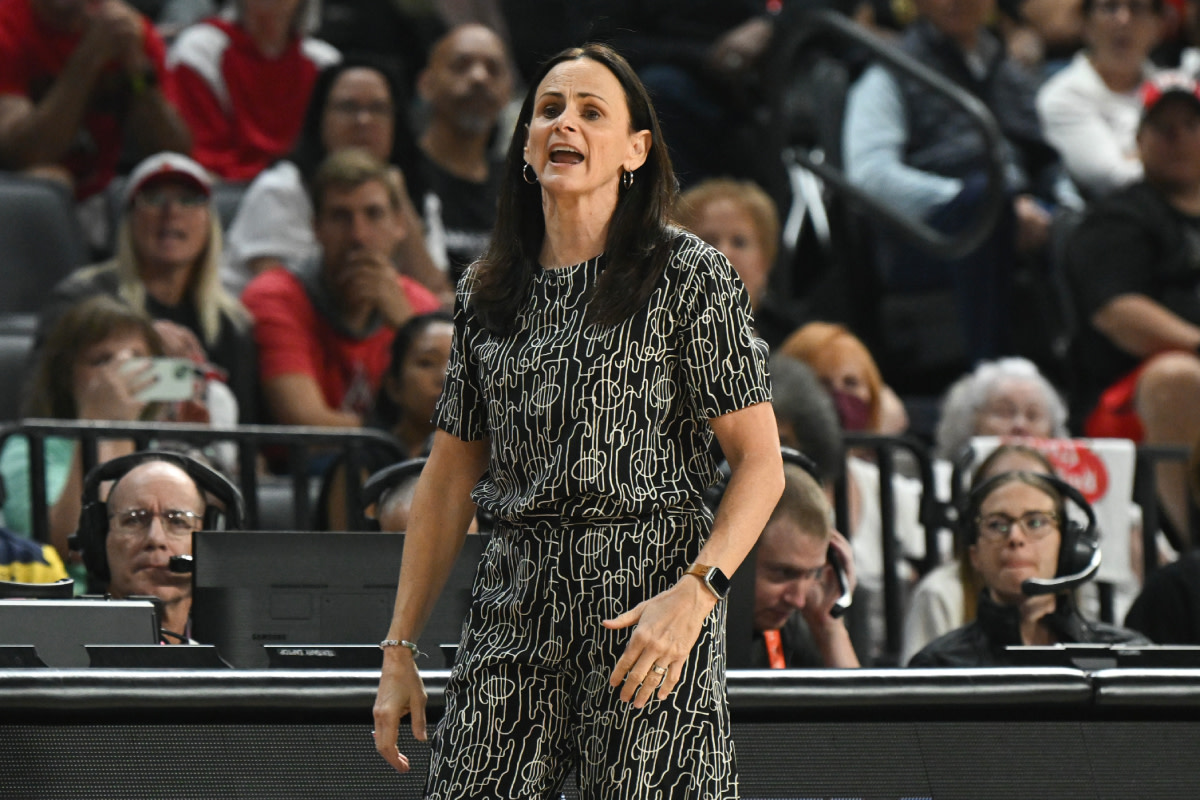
[122,357,197,402]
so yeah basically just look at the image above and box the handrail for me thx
[0,419,407,536]
[776,8,1009,260]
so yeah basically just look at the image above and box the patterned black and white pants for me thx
[426,507,738,799]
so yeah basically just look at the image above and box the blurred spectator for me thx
[780,321,926,661]
[0,0,190,201]
[843,0,1060,365]
[1036,0,1164,199]
[934,356,1069,462]
[167,0,340,181]
[1122,431,1200,642]
[768,352,845,483]
[314,311,453,530]
[902,443,1056,662]
[1065,72,1200,540]
[675,177,779,313]
[414,23,513,282]
[750,458,860,668]
[38,152,258,423]
[223,57,447,299]
[908,469,1147,666]
[605,1,780,188]
[241,149,440,428]
[1,296,163,566]
[0,521,68,583]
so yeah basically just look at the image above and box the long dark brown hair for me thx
[471,43,679,335]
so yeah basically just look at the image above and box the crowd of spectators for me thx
[1,0,1200,668]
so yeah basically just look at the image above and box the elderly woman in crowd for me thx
[37,152,257,424]
[934,356,1070,465]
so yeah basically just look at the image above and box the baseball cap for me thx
[1139,72,1200,124]
[122,152,213,208]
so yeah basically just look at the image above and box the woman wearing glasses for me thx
[37,151,258,425]
[908,470,1147,666]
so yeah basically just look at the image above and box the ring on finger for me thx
[651,664,668,675]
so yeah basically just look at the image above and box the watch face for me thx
[706,566,731,599]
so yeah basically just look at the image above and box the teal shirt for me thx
[0,436,86,591]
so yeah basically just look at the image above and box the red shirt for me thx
[168,18,338,181]
[242,266,440,419]
[0,0,176,198]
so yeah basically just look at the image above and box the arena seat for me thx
[0,174,86,314]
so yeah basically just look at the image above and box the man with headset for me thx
[908,470,1147,667]
[71,450,242,644]
[749,459,860,669]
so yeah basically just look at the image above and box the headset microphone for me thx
[1021,548,1102,596]
[169,555,194,574]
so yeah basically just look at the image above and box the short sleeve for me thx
[672,237,771,419]
[241,269,319,382]
[432,272,487,441]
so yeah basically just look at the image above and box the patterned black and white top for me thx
[433,230,771,523]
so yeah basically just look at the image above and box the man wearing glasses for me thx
[102,456,207,644]
[908,471,1146,666]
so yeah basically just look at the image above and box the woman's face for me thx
[975,377,1054,438]
[969,480,1062,605]
[71,328,151,403]
[523,58,650,204]
[819,349,873,407]
[691,197,771,307]
[386,321,454,423]
[321,68,395,163]
[129,178,211,274]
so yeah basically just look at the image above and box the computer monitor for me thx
[191,531,485,669]
[0,599,160,667]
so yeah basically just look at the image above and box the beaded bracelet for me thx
[379,639,425,658]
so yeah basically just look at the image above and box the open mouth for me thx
[549,146,584,165]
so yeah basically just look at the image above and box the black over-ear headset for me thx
[962,470,1100,596]
[70,451,245,585]
[704,446,823,512]
[362,457,428,516]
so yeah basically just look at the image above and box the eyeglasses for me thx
[976,510,1059,542]
[135,190,208,209]
[1094,0,1158,16]
[328,100,394,119]
[109,508,204,538]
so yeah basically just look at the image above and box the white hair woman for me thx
[935,357,1069,462]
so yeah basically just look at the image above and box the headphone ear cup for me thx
[1058,519,1098,579]
[75,500,112,586]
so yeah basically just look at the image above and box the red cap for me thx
[1139,72,1200,123]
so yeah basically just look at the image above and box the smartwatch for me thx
[685,562,731,600]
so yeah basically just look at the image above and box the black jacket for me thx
[908,591,1149,667]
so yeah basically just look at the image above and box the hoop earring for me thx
[622,170,634,189]
[523,163,538,184]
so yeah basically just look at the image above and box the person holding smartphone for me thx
[1,296,163,584]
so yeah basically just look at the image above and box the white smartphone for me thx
[121,357,197,402]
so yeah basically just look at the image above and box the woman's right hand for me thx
[372,649,429,773]
[76,354,151,422]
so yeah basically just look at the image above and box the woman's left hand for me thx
[602,577,718,708]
